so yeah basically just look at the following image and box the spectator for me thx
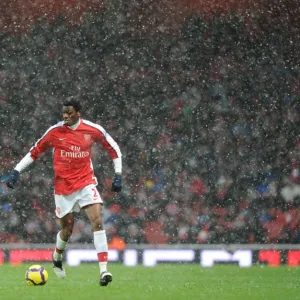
[2,9,300,245]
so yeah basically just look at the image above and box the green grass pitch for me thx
[1,263,300,300]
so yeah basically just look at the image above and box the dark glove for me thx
[6,169,20,189]
[111,174,122,192]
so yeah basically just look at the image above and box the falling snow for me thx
[0,0,300,246]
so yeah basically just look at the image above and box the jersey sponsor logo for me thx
[60,150,89,158]
[71,146,81,151]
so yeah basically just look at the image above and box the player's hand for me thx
[111,174,122,192]
[6,169,20,189]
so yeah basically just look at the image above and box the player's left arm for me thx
[95,127,122,192]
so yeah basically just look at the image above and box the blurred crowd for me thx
[1,9,300,246]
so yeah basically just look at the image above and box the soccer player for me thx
[6,99,122,286]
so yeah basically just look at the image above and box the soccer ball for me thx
[25,265,48,286]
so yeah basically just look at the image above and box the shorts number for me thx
[92,188,98,200]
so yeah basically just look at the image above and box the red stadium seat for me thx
[144,221,169,244]
[263,221,285,243]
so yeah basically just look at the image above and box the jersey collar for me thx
[68,118,81,130]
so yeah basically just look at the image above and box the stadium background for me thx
[1,0,300,266]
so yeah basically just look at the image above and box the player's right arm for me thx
[6,127,55,189]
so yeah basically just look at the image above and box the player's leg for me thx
[53,213,74,278]
[83,203,112,286]
[54,213,74,260]
[53,192,78,279]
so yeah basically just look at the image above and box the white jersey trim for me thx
[29,121,64,152]
[16,122,64,173]
[82,119,122,174]
[15,153,34,173]
[113,157,122,173]
[82,119,122,158]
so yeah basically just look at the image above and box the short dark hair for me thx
[63,98,82,112]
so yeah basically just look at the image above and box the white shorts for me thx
[54,184,103,218]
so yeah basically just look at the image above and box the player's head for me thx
[62,98,82,126]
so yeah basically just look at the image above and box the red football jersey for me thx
[29,119,121,195]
